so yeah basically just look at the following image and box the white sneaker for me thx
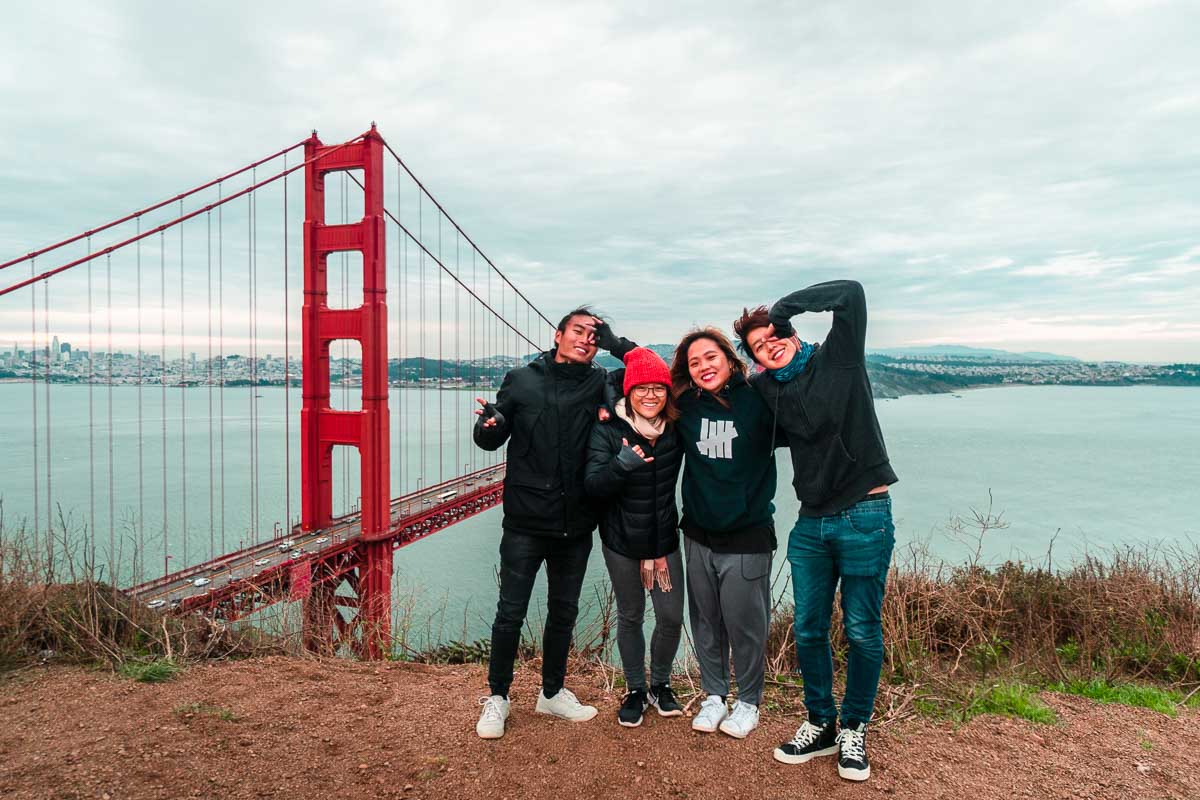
[535,687,598,722]
[718,700,760,739]
[691,695,729,733]
[476,695,510,739]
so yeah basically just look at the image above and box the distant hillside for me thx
[868,345,1079,362]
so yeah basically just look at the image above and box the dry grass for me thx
[3,500,1198,722]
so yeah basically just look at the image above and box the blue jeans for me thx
[788,495,895,727]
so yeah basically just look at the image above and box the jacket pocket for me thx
[503,470,562,522]
[508,406,543,459]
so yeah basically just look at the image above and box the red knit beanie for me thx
[623,346,671,394]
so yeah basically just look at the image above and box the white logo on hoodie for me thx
[696,418,738,459]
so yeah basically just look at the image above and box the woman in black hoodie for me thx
[585,347,685,728]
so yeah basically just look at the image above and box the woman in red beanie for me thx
[584,346,686,728]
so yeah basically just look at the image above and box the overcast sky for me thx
[2,0,1198,362]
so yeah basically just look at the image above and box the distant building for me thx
[51,336,60,363]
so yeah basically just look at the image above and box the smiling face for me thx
[553,314,599,364]
[629,383,668,419]
[687,337,734,393]
[745,324,798,371]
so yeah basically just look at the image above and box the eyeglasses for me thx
[631,385,667,398]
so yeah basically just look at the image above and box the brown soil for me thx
[2,657,1198,800]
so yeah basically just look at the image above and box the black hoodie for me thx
[751,280,898,517]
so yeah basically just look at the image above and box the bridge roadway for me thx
[129,464,506,614]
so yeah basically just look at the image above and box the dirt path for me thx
[2,657,1197,800]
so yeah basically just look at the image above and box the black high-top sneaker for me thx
[836,722,870,781]
[649,683,684,717]
[773,719,839,764]
[618,689,649,727]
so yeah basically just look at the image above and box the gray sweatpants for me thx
[602,543,685,689]
[684,537,772,706]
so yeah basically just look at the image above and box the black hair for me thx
[556,306,605,333]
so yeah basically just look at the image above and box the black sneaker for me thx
[649,684,683,717]
[773,719,839,764]
[836,723,870,781]
[618,689,648,727]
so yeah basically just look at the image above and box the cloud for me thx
[1,1,1198,363]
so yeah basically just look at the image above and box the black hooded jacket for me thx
[474,348,631,538]
[584,408,684,560]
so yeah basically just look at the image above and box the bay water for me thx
[0,383,1196,646]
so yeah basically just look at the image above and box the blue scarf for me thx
[767,341,815,383]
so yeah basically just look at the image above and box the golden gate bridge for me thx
[0,125,551,659]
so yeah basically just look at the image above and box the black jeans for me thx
[488,529,593,698]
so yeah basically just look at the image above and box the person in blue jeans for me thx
[734,280,898,782]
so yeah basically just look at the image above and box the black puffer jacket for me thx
[474,349,632,538]
[584,410,683,560]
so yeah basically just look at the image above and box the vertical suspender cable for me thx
[136,219,145,578]
[283,155,291,531]
[160,232,168,577]
[438,214,443,484]
[87,241,94,561]
[106,253,115,574]
[251,176,260,540]
[179,200,188,566]
[207,210,214,558]
[455,230,460,476]
[218,184,226,552]
[403,164,408,494]
[43,273,52,567]
[418,192,424,489]
[29,263,39,564]
[247,190,255,542]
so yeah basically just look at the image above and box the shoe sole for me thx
[718,722,756,739]
[691,720,723,733]
[772,744,838,764]
[618,716,644,728]
[651,701,684,717]
[838,764,871,781]
[476,728,504,739]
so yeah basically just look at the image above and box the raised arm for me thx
[768,279,867,365]
[593,320,638,362]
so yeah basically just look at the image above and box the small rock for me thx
[636,761,645,768]
[1136,762,1152,775]
[359,763,369,770]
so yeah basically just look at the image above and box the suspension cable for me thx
[1,134,368,298]
[378,138,553,328]
[0,140,308,273]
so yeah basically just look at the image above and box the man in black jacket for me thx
[734,280,897,781]
[472,307,635,739]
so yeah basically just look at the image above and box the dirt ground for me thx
[2,656,1198,800]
